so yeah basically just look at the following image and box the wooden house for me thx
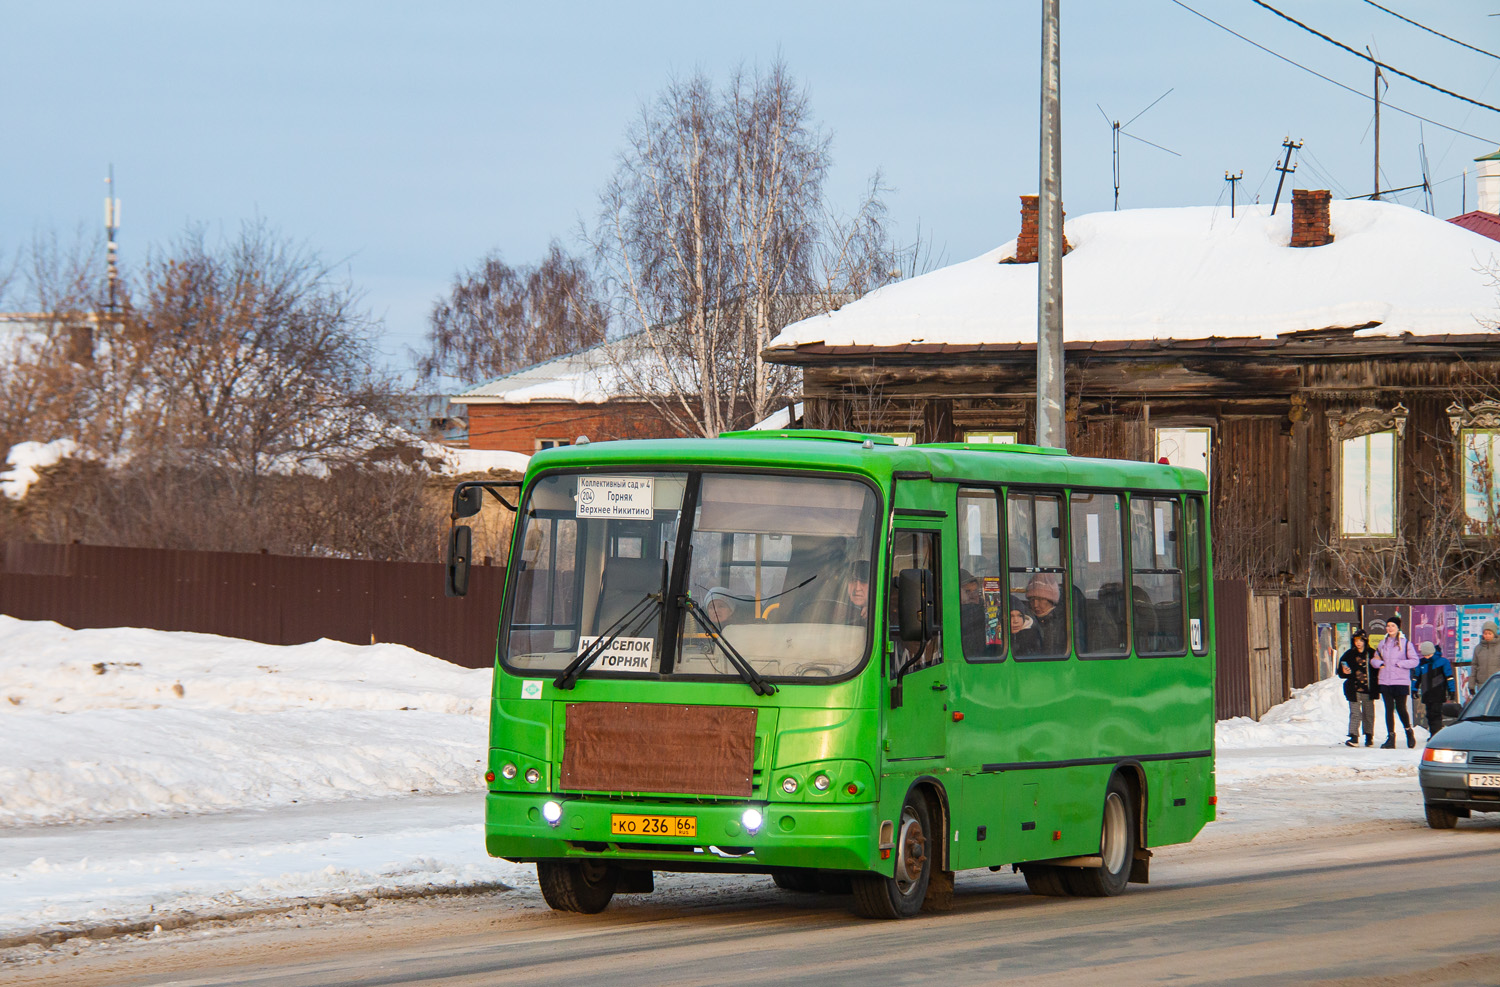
[765,191,1500,597]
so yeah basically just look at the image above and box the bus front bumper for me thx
[485,792,881,872]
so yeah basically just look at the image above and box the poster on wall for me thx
[1363,604,1410,642]
[1410,605,1456,658]
[1458,604,1500,697]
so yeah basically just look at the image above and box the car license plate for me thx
[610,813,696,838]
[1469,773,1500,789]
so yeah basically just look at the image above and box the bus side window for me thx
[1130,496,1186,656]
[1185,496,1208,654]
[889,529,941,672]
[1007,490,1068,659]
[957,488,1005,660]
[1070,491,1128,657]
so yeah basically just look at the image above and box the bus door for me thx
[884,528,950,762]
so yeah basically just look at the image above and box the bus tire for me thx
[1020,864,1070,896]
[851,794,932,919]
[1065,775,1135,897]
[771,869,821,892]
[537,860,618,913]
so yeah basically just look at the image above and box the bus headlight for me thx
[500,763,518,780]
[525,768,541,785]
[781,777,798,794]
[542,800,563,826]
[741,808,764,834]
[812,774,831,792]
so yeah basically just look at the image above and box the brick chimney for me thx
[1015,195,1069,263]
[1290,189,1333,248]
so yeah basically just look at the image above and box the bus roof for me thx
[524,430,1207,493]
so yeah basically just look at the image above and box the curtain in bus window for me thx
[1007,491,1068,658]
[957,489,1004,659]
[1185,496,1208,654]
[1069,492,1127,657]
[1130,497,1186,655]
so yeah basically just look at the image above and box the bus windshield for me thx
[503,470,879,682]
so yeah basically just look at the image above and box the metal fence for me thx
[0,542,506,668]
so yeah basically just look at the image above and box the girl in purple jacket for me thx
[1369,615,1421,748]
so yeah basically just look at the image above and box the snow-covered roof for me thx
[451,334,645,405]
[768,201,1500,353]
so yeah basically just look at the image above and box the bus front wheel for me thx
[537,860,617,913]
[851,794,932,919]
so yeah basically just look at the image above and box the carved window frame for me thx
[1450,401,1500,534]
[1330,404,1405,540]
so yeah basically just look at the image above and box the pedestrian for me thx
[1413,641,1456,737]
[1369,614,1420,749]
[1336,628,1377,747]
[1472,620,1500,696]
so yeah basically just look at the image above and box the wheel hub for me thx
[895,810,927,892]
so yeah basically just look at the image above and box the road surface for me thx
[8,805,1498,987]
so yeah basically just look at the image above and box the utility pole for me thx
[104,165,120,314]
[1370,47,1385,201]
[1225,171,1244,217]
[1270,138,1301,215]
[1036,0,1065,451]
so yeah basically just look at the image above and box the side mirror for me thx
[897,567,934,644]
[1442,701,1463,719]
[452,484,483,519]
[445,525,473,597]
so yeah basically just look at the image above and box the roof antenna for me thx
[104,165,121,313]
[1418,128,1434,215]
[1097,88,1179,210]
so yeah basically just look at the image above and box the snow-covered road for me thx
[0,617,1437,951]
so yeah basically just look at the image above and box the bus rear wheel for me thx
[537,860,618,913]
[1064,775,1135,897]
[851,794,932,919]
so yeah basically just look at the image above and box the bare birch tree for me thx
[591,61,896,437]
[416,241,607,386]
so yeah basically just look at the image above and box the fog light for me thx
[542,800,563,826]
[501,763,518,780]
[812,774,831,792]
[741,808,764,834]
[525,768,541,785]
[781,777,798,794]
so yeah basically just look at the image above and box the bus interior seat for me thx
[593,556,662,633]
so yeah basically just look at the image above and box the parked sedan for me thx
[1420,673,1500,828]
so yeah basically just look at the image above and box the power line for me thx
[1361,1,1500,61]
[1250,0,1500,114]
[1167,0,1500,143]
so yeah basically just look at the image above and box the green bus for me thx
[445,430,1216,919]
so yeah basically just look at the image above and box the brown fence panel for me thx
[1214,578,1252,720]
[1,542,507,668]
[1287,596,1317,689]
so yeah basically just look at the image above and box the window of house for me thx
[1341,431,1396,536]
[1069,492,1128,657]
[1130,496,1186,656]
[1462,429,1500,533]
[957,488,1005,660]
[536,438,573,451]
[881,432,917,447]
[1154,427,1211,481]
[964,431,1018,444]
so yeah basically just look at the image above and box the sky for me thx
[5,1,1500,382]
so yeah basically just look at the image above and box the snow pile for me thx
[770,200,1500,349]
[0,439,85,500]
[0,617,492,827]
[1216,676,1352,749]
[422,443,530,475]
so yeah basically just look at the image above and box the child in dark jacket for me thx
[1337,628,1377,746]
[1413,642,1456,737]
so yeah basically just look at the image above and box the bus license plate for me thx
[1469,774,1500,789]
[610,813,697,838]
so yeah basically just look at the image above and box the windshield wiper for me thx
[554,592,663,690]
[681,595,777,696]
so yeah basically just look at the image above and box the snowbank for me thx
[1216,676,1354,749]
[0,617,491,827]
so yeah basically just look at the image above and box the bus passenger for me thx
[1012,574,1066,656]
[959,569,987,654]
[702,587,742,628]
[842,561,871,624]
